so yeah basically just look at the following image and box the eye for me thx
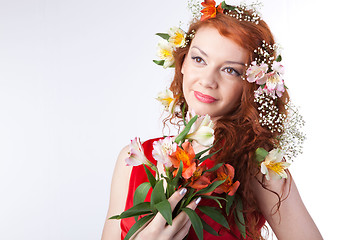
[223,67,240,76]
[191,56,205,64]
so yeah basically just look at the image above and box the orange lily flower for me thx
[200,0,223,21]
[169,142,197,179]
[214,164,240,196]
[188,165,212,190]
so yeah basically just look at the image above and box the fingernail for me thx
[179,188,187,196]
[195,197,201,205]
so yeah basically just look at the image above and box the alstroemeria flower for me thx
[156,89,178,113]
[260,148,290,180]
[272,61,284,75]
[200,0,223,21]
[125,137,154,168]
[264,71,285,97]
[214,164,240,196]
[157,39,175,68]
[152,137,177,169]
[168,27,186,48]
[185,112,215,147]
[168,141,197,179]
[188,165,212,190]
[246,61,268,84]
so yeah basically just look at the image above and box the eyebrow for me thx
[191,46,246,66]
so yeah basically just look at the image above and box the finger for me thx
[169,188,188,211]
[129,215,155,240]
[172,220,192,240]
[149,188,188,227]
[185,196,201,211]
[168,197,201,231]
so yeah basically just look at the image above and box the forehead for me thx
[189,26,248,62]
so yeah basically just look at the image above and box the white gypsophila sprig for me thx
[187,0,202,20]
[225,0,262,24]
[255,92,287,133]
[276,101,306,162]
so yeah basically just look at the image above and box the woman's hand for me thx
[131,188,201,240]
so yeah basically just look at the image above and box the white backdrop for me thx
[1,0,359,239]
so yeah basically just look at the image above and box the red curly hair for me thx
[167,13,290,239]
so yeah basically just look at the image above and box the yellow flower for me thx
[156,89,178,113]
[157,40,175,68]
[168,27,186,48]
[260,148,290,180]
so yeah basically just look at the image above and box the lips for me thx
[194,91,217,103]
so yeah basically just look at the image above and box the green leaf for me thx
[153,59,165,66]
[200,195,226,209]
[201,218,219,236]
[197,206,230,229]
[195,179,226,196]
[194,145,213,159]
[275,54,282,62]
[133,182,151,206]
[109,202,152,219]
[235,196,246,239]
[172,161,183,190]
[182,207,203,240]
[181,104,187,126]
[150,180,166,207]
[203,163,223,173]
[155,33,170,40]
[225,194,235,216]
[255,148,268,163]
[199,149,222,163]
[123,214,154,240]
[143,164,156,188]
[221,1,236,10]
[174,115,198,144]
[154,199,173,225]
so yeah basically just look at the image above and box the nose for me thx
[199,67,218,89]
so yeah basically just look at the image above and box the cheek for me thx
[224,82,243,104]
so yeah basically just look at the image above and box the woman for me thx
[102,1,323,239]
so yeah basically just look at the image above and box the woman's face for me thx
[181,26,248,120]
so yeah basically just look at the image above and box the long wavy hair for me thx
[167,12,290,239]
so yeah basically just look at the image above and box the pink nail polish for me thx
[195,197,201,205]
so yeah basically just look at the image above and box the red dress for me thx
[120,138,266,239]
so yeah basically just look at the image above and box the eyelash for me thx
[223,67,240,76]
[191,56,205,64]
[191,56,241,77]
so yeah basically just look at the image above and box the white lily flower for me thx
[157,39,175,68]
[152,137,177,169]
[156,89,178,113]
[185,112,215,147]
[168,27,186,48]
[260,148,290,180]
[125,137,154,168]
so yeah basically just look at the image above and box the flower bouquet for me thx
[110,112,243,240]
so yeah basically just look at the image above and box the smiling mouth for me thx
[194,91,217,103]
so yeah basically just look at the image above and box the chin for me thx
[188,105,217,118]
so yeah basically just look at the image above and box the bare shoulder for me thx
[101,145,133,240]
[250,172,323,240]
